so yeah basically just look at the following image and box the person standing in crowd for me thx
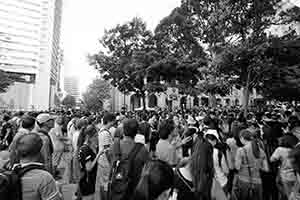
[182,115,198,157]
[0,114,13,149]
[172,138,227,200]
[95,113,116,200]
[232,129,269,200]
[271,134,299,200]
[9,115,36,166]
[205,129,229,193]
[109,118,150,199]
[156,119,180,166]
[289,147,300,200]
[35,113,55,173]
[132,159,174,200]
[49,116,65,177]
[78,125,100,200]
[72,118,88,199]
[137,112,151,147]
[16,133,62,200]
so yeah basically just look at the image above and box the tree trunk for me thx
[243,71,251,117]
[141,93,146,111]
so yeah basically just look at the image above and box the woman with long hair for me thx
[232,129,269,200]
[172,138,227,200]
[132,159,174,200]
[78,125,101,200]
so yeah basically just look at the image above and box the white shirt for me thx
[213,148,229,187]
[72,130,80,152]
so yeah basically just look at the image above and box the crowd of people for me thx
[0,104,300,200]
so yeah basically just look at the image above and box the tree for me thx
[82,78,111,112]
[149,4,208,97]
[209,0,297,115]
[62,95,76,108]
[90,17,158,110]
[0,70,23,93]
[151,0,237,101]
[261,34,300,101]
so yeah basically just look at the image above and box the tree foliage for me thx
[90,17,157,109]
[62,95,76,108]
[82,78,111,112]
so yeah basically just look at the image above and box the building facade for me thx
[0,0,63,110]
[64,76,80,103]
[109,86,261,112]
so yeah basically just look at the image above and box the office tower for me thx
[0,0,63,110]
[64,76,80,103]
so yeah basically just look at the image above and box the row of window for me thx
[0,22,40,36]
[0,46,38,57]
[0,37,39,48]
[0,1,41,16]
[0,41,39,54]
[12,0,41,9]
[0,53,39,63]
[0,57,39,68]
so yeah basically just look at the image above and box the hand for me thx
[181,136,192,145]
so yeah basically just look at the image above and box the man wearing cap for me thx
[16,133,62,200]
[35,113,55,173]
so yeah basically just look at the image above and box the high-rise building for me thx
[0,0,63,110]
[64,76,80,103]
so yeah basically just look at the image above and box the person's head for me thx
[278,134,298,149]
[288,115,300,130]
[123,118,139,138]
[84,124,98,149]
[209,111,216,119]
[55,116,64,127]
[158,119,175,140]
[133,160,174,200]
[240,129,261,158]
[76,118,88,130]
[3,114,10,122]
[190,138,214,200]
[21,115,36,131]
[173,115,179,126]
[103,113,116,128]
[36,113,55,131]
[204,129,219,147]
[16,133,43,162]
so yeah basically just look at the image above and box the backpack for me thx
[0,164,46,200]
[108,141,143,200]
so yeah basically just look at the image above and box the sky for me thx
[61,0,181,93]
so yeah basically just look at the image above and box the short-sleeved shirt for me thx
[271,147,296,182]
[156,139,179,166]
[78,144,97,196]
[21,163,61,200]
[97,128,113,164]
[235,144,267,184]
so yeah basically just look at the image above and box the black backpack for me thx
[0,164,46,200]
[108,141,143,200]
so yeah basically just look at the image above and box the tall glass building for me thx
[0,0,63,110]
